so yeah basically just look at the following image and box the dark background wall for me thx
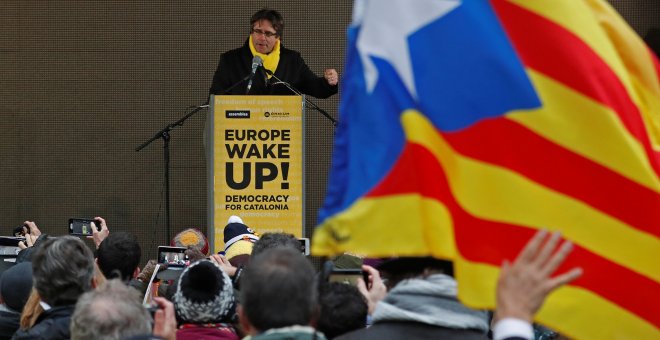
[0,1,657,265]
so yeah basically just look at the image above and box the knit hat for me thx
[0,262,33,312]
[171,228,209,255]
[223,217,259,260]
[173,260,235,324]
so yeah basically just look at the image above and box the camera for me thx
[0,236,25,249]
[68,218,97,236]
[12,225,28,237]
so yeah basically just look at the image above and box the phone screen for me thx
[68,218,95,236]
[298,238,310,256]
[329,269,368,286]
[157,246,188,268]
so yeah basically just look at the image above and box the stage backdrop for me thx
[0,1,351,264]
[0,0,656,265]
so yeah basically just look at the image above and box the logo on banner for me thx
[226,110,250,118]
[264,111,290,118]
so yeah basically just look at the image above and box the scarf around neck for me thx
[372,274,489,332]
[249,35,280,78]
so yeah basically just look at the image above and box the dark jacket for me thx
[337,321,488,340]
[209,40,337,98]
[15,234,50,264]
[0,309,20,340]
[11,305,75,340]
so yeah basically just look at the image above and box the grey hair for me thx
[70,279,152,340]
[32,236,95,306]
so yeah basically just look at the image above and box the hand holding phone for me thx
[152,297,177,340]
[356,265,387,315]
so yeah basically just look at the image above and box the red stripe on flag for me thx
[443,117,660,238]
[491,0,660,177]
[368,142,660,328]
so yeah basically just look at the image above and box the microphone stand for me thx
[135,104,208,243]
[222,74,252,95]
[263,69,338,126]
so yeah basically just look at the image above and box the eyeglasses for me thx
[251,28,278,38]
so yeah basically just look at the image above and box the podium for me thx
[207,95,305,252]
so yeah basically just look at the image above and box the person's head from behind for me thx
[249,8,283,54]
[173,259,235,324]
[377,257,454,290]
[317,282,368,339]
[97,232,141,281]
[239,247,316,334]
[251,232,301,258]
[0,262,33,313]
[171,228,210,256]
[32,236,95,306]
[70,279,151,340]
[223,219,259,267]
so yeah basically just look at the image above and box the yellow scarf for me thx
[249,35,280,78]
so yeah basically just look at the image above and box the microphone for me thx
[246,55,263,94]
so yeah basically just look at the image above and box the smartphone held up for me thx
[68,218,98,236]
[329,268,369,287]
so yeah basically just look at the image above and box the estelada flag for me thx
[313,0,660,338]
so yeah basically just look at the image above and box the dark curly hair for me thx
[250,8,284,38]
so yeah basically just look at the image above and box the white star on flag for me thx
[355,0,461,98]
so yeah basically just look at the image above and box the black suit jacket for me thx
[209,40,338,98]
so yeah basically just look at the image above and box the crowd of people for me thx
[0,215,581,340]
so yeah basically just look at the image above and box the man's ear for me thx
[132,266,141,279]
[238,304,257,336]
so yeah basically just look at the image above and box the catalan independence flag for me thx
[312,0,660,338]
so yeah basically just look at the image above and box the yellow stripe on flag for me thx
[312,194,457,259]
[633,76,660,152]
[456,259,660,339]
[506,70,660,192]
[583,0,660,95]
[401,110,660,283]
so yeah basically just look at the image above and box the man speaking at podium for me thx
[209,8,339,98]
